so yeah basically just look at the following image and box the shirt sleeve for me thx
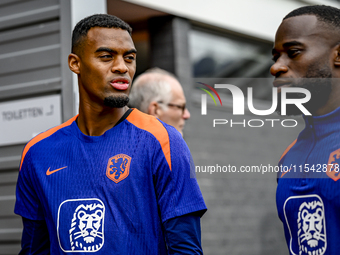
[15,151,45,220]
[19,217,50,255]
[163,212,203,255]
[153,125,207,223]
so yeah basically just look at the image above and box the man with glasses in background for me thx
[129,68,190,136]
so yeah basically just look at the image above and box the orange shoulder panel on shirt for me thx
[19,115,78,171]
[279,139,297,162]
[126,109,172,171]
[279,139,297,178]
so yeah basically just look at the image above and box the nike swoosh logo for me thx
[46,166,68,176]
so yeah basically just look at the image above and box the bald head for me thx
[129,70,173,112]
[128,68,190,135]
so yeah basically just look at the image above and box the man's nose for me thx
[183,108,190,120]
[270,59,288,77]
[112,56,128,74]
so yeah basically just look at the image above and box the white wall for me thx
[125,0,340,41]
[70,0,107,28]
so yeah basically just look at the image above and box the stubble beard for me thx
[276,63,332,116]
[103,95,130,108]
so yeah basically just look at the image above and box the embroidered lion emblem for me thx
[297,200,326,255]
[106,154,131,183]
[110,157,128,179]
[69,203,104,251]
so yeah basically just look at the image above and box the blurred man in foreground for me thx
[272,5,340,255]
[129,68,190,136]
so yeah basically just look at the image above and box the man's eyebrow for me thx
[125,49,137,55]
[95,47,137,55]
[272,41,304,55]
[95,47,117,54]
[282,41,304,48]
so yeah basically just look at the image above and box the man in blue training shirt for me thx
[272,5,340,255]
[15,14,207,254]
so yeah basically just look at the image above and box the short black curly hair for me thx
[71,14,132,54]
[284,5,340,29]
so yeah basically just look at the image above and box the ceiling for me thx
[107,0,168,23]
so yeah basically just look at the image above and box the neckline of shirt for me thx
[71,108,134,142]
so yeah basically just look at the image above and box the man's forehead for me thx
[169,79,185,100]
[86,27,134,47]
[275,15,321,43]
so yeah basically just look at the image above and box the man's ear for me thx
[68,53,81,74]
[334,44,340,67]
[148,101,160,117]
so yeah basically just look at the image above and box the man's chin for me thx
[178,126,184,137]
[276,92,306,116]
[103,95,129,108]
[276,76,332,116]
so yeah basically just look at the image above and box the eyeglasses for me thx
[157,101,186,115]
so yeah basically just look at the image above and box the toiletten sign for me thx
[0,95,61,146]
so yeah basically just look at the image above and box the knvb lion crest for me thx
[106,154,131,183]
[297,200,326,255]
[69,203,105,252]
[57,198,105,252]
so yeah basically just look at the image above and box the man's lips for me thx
[110,78,130,91]
[273,79,292,88]
[273,79,292,93]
